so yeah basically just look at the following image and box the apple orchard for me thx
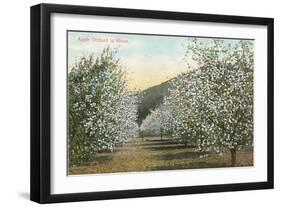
[68,38,254,167]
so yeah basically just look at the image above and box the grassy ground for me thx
[69,137,253,175]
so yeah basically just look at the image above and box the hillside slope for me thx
[137,79,172,125]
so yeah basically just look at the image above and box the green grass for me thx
[68,137,253,175]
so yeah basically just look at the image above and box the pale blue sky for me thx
[68,32,185,63]
[68,31,250,91]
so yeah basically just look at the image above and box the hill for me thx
[137,79,173,125]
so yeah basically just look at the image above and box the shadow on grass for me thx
[140,141,179,147]
[76,153,114,167]
[127,141,174,148]
[150,161,229,171]
[146,145,193,151]
[143,138,170,142]
[157,151,206,161]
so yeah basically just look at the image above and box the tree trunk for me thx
[230,148,237,167]
[184,139,188,148]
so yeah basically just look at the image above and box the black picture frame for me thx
[30,3,274,204]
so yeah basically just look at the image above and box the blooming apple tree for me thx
[162,70,207,147]
[140,108,161,137]
[163,38,254,166]
[68,48,139,165]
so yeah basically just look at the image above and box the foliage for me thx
[137,80,170,125]
[140,108,161,137]
[68,48,139,165]
[162,38,254,165]
[68,38,254,167]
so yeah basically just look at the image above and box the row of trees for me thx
[68,48,139,165]
[69,39,254,166]
[140,108,161,137]
[140,39,254,166]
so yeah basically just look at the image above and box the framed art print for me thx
[30,3,274,203]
